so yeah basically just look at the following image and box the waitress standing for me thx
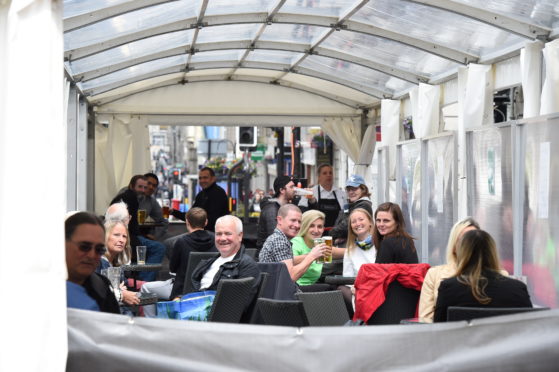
[298,163,346,229]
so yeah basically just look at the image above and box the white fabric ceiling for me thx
[64,0,559,115]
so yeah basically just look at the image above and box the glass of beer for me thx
[162,199,170,219]
[137,209,147,224]
[314,238,325,263]
[323,236,333,263]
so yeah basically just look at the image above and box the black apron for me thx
[317,188,341,228]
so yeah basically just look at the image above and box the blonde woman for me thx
[418,217,480,320]
[291,210,328,286]
[434,229,531,322]
[340,208,376,317]
[343,208,376,277]
[97,220,139,306]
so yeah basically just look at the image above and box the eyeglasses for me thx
[70,240,106,255]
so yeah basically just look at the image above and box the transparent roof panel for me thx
[281,0,359,17]
[455,0,559,28]
[259,23,329,45]
[300,55,413,94]
[80,55,187,91]
[205,0,272,16]
[190,50,244,64]
[352,0,525,57]
[64,0,198,50]
[197,24,260,43]
[320,30,459,77]
[63,0,129,18]
[246,50,304,65]
[69,30,193,75]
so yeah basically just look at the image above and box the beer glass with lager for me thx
[137,209,147,224]
[162,199,170,219]
[314,238,325,263]
[323,236,333,263]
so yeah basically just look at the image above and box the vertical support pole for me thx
[66,85,78,211]
[276,128,284,176]
[77,95,88,211]
[420,139,429,263]
[512,121,525,277]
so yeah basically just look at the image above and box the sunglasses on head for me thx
[71,240,107,255]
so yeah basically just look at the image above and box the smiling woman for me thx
[373,202,418,264]
[291,210,326,286]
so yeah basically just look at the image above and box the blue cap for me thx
[346,174,366,188]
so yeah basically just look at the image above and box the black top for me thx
[170,230,217,299]
[375,235,418,264]
[256,198,281,250]
[189,247,261,299]
[171,182,229,232]
[434,271,532,322]
[82,273,120,314]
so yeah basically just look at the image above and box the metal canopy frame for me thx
[63,0,559,108]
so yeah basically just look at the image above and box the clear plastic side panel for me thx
[400,141,421,258]
[522,118,559,308]
[426,135,455,266]
[470,126,513,271]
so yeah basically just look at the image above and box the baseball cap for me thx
[346,174,366,188]
[273,175,292,196]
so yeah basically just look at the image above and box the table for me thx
[122,263,162,290]
[324,275,356,285]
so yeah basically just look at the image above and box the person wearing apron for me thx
[299,164,346,229]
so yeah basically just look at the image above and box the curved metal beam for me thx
[73,39,428,84]
[91,76,367,109]
[406,0,550,40]
[82,61,391,99]
[63,0,175,32]
[65,12,477,65]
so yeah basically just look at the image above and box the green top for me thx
[291,236,322,286]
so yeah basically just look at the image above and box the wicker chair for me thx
[257,298,309,327]
[296,290,350,326]
[447,306,550,322]
[246,272,270,324]
[208,277,256,323]
[182,252,217,294]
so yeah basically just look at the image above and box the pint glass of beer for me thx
[137,209,147,224]
[162,199,170,219]
[314,238,325,263]
[323,236,333,263]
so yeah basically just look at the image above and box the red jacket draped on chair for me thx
[353,263,430,321]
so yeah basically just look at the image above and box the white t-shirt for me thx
[343,246,377,277]
[199,254,236,290]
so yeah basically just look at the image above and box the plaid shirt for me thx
[259,228,293,263]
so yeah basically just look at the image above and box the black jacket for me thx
[189,247,261,300]
[171,182,229,232]
[434,271,532,322]
[330,197,373,243]
[170,230,217,299]
[375,235,419,264]
[82,273,120,314]
[256,198,281,250]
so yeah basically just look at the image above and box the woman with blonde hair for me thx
[343,208,376,276]
[434,229,532,321]
[97,220,139,306]
[418,217,480,319]
[291,210,328,286]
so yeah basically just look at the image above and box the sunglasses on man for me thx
[70,240,107,255]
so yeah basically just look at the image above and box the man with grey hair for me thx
[105,201,130,224]
[180,215,260,299]
[259,204,325,282]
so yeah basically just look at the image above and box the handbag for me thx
[156,291,216,321]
